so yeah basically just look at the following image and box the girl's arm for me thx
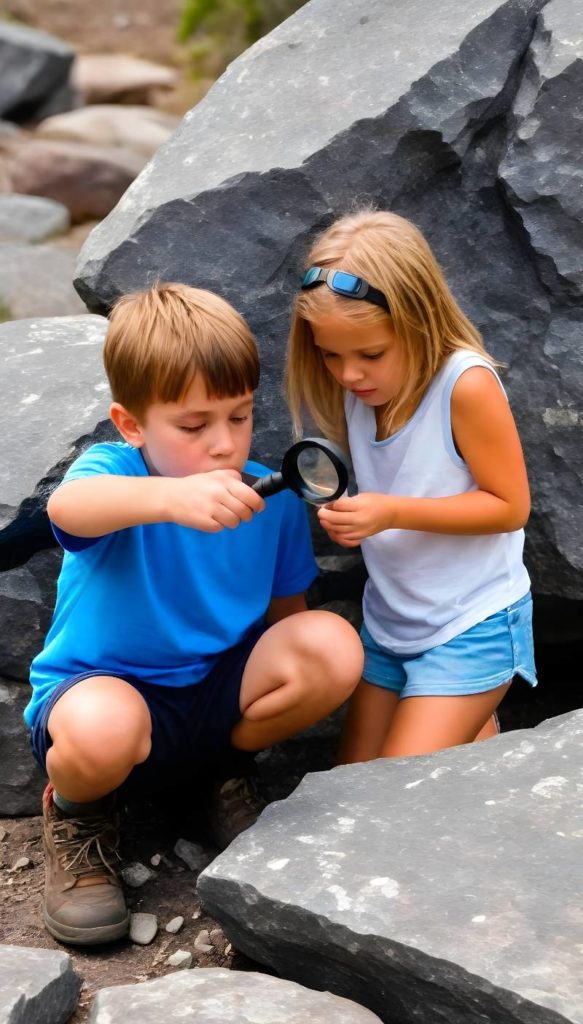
[48,471,264,538]
[318,367,531,545]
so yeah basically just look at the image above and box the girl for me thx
[286,210,537,762]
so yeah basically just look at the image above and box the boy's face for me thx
[120,375,254,478]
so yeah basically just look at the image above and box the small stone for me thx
[225,942,232,956]
[192,907,202,920]
[209,927,224,947]
[166,950,192,969]
[150,853,161,867]
[122,862,156,887]
[194,929,213,953]
[11,856,31,871]
[174,838,208,872]
[165,916,184,934]
[129,912,158,945]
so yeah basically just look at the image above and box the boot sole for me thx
[43,907,130,946]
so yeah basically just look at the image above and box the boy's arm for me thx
[48,470,264,537]
[266,593,308,624]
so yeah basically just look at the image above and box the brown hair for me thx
[286,210,492,445]
[104,282,259,420]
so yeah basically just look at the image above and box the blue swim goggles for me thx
[301,266,390,313]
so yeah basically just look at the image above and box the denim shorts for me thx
[30,623,267,795]
[361,593,537,697]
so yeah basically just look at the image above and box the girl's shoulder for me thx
[439,349,503,394]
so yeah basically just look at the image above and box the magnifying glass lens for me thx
[296,448,342,500]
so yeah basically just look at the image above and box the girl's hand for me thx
[317,493,396,546]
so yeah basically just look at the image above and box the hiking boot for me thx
[42,784,130,946]
[207,775,267,850]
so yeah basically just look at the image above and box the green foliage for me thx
[0,299,12,324]
[179,0,306,77]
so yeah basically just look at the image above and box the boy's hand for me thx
[317,493,396,547]
[167,470,265,532]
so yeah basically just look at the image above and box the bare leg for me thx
[46,676,152,802]
[380,682,511,758]
[231,610,363,752]
[336,679,400,765]
[475,713,500,741]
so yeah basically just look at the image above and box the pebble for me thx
[129,912,158,945]
[194,928,213,953]
[11,856,31,871]
[192,907,202,920]
[174,838,208,872]
[165,916,184,934]
[122,862,156,887]
[150,853,161,867]
[209,927,225,947]
[166,950,192,969]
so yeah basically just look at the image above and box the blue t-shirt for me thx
[26,442,317,729]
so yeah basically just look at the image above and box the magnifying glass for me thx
[243,437,349,505]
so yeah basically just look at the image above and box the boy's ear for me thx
[109,403,145,447]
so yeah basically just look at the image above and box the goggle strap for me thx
[301,266,390,313]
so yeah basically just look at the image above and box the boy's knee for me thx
[48,689,152,777]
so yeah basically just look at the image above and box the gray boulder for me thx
[88,968,383,1023]
[0,22,75,123]
[0,244,86,321]
[199,710,583,1024]
[72,0,583,606]
[0,944,80,1023]
[0,548,61,680]
[0,678,45,815]
[0,314,112,565]
[0,194,70,244]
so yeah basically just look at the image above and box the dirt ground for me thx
[0,792,269,1022]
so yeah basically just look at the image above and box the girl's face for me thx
[311,314,406,406]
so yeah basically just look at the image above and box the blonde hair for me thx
[286,210,492,445]
[104,282,259,420]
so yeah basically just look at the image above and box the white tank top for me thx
[345,349,530,654]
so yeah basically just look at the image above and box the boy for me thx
[26,283,363,947]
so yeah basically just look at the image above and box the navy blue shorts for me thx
[30,624,267,796]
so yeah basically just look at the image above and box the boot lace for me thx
[51,813,121,881]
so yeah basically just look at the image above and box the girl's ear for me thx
[109,402,145,447]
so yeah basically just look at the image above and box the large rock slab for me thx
[199,710,583,1024]
[0,22,75,123]
[0,678,45,815]
[88,968,382,1023]
[0,943,80,1023]
[0,315,112,565]
[72,0,583,604]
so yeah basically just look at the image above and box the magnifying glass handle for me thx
[251,471,285,498]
